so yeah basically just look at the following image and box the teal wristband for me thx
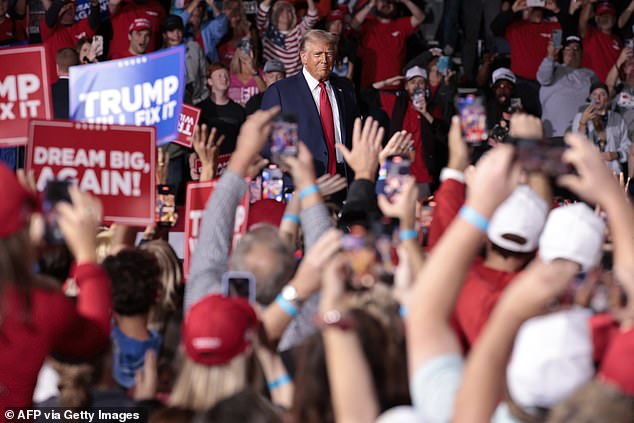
[267,373,292,390]
[458,205,490,232]
[275,294,299,318]
[399,305,408,317]
[299,184,319,200]
[282,214,301,225]
[399,229,418,241]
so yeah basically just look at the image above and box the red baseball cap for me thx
[595,2,616,16]
[183,294,258,366]
[128,18,152,33]
[247,199,286,230]
[0,164,37,238]
[598,327,634,395]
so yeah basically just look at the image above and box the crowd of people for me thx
[1,0,634,422]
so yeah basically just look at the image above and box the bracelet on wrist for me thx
[399,229,418,241]
[458,205,490,232]
[282,214,301,225]
[275,294,299,318]
[267,374,292,390]
[299,184,319,200]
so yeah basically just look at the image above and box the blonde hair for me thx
[169,353,249,412]
[139,240,183,313]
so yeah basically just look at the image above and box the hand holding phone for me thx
[156,185,177,227]
[43,180,72,245]
[455,91,488,144]
[552,29,563,49]
[270,114,299,163]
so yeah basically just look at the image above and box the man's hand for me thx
[373,75,405,89]
[466,144,521,217]
[558,132,624,206]
[316,174,347,198]
[192,124,225,181]
[512,0,528,13]
[377,176,419,228]
[579,104,598,127]
[282,142,317,191]
[509,113,543,139]
[228,107,280,177]
[616,46,633,68]
[544,0,559,13]
[337,117,384,181]
[447,116,470,171]
[379,130,414,165]
[546,40,561,60]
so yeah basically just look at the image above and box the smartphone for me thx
[380,155,411,201]
[221,271,256,303]
[92,35,104,57]
[526,0,546,7]
[437,56,451,73]
[511,137,572,177]
[43,180,72,245]
[243,0,257,14]
[156,185,177,227]
[455,90,488,144]
[238,37,252,55]
[342,227,378,290]
[262,166,284,202]
[626,39,634,50]
[551,29,562,49]
[509,97,522,112]
[412,88,424,107]
[270,114,298,162]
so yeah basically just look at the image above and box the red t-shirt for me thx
[598,327,634,395]
[109,49,136,60]
[108,0,165,60]
[359,16,416,88]
[582,27,621,83]
[217,40,236,66]
[0,263,111,410]
[402,102,432,184]
[506,20,561,80]
[0,14,27,44]
[40,18,95,84]
[426,178,465,250]
[453,258,519,346]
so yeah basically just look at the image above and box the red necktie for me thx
[318,81,337,175]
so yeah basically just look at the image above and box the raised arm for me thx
[578,0,592,38]
[618,0,634,29]
[454,259,580,422]
[351,0,376,31]
[185,109,278,311]
[402,0,425,28]
[536,47,560,86]
[109,0,122,17]
[606,48,632,96]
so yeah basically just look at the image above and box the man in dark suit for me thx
[52,47,79,119]
[261,29,360,178]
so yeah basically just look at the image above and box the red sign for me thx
[216,154,231,177]
[183,180,250,280]
[173,104,201,148]
[26,120,156,225]
[0,45,52,146]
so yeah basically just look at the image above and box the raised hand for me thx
[379,130,414,165]
[316,174,347,198]
[56,187,102,263]
[192,124,225,181]
[377,176,419,226]
[156,148,170,185]
[229,107,280,177]
[337,117,384,181]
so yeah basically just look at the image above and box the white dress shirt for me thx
[302,67,344,162]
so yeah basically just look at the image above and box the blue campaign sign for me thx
[74,0,110,22]
[69,46,185,145]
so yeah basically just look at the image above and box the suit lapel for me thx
[296,72,323,132]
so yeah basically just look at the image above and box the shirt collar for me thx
[303,67,327,91]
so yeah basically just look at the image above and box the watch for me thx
[281,285,301,305]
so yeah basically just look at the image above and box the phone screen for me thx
[455,92,488,144]
[552,30,562,49]
[380,155,411,201]
[43,180,72,244]
[262,166,284,202]
[437,56,450,73]
[156,185,177,227]
[221,271,256,303]
[270,114,299,162]
[249,176,262,203]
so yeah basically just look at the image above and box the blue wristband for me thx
[399,305,408,318]
[458,206,490,233]
[399,229,418,241]
[299,184,319,200]
[267,373,292,390]
[275,294,299,318]
[282,214,301,225]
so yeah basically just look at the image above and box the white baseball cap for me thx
[507,308,594,412]
[491,67,517,86]
[538,203,605,272]
[487,185,549,253]
[405,66,427,81]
